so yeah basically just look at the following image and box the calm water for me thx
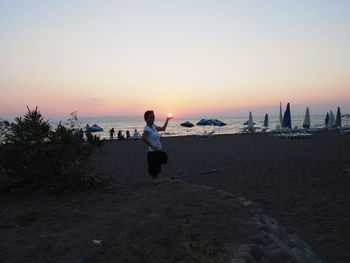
[59,115,331,140]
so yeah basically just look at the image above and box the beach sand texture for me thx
[1,130,350,262]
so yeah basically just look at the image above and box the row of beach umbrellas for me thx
[243,103,348,132]
[85,106,349,135]
[325,107,343,128]
[180,119,227,128]
[279,103,346,129]
[180,119,226,133]
[85,119,228,134]
[180,119,227,134]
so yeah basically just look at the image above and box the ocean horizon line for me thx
[1,113,335,123]
[55,114,328,123]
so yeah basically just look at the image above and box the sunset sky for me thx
[1,0,350,120]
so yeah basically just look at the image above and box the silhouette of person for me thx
[85,124,92,139]
[117,130,125,140]
[109,128,115,140]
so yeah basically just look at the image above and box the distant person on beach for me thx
[109,128,115,140]
[126,130,130,139]
[133,129,141,139]
[117,130,125,140]
[85,124,91,139]
[142,110,173,179]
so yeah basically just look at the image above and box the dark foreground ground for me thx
[1,130,350,262]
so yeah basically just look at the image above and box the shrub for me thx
[0,107,102,192]
[66,111,80,129]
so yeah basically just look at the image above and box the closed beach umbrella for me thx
[86,124,103,132]
[263,114,269,127]
[248,112,254,125]
[328,110,335,128]
[279,102,283,126]
[335,107,342,127]
[303,107,311,129]
[243,112,257,133]
[325,112,329,127]
[282,103,292,129]
[180,121,194,128]
[243,112,256,125]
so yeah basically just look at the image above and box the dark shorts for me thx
[147,151,161,177]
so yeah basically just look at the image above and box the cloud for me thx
[87,97,106,107]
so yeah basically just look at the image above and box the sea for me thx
[55,115,331,140]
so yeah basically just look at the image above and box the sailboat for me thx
[243,112,257,133]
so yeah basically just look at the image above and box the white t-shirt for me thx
[143,124,161,151]
[133,130,140,138]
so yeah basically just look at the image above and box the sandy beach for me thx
[1,130,350,262]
